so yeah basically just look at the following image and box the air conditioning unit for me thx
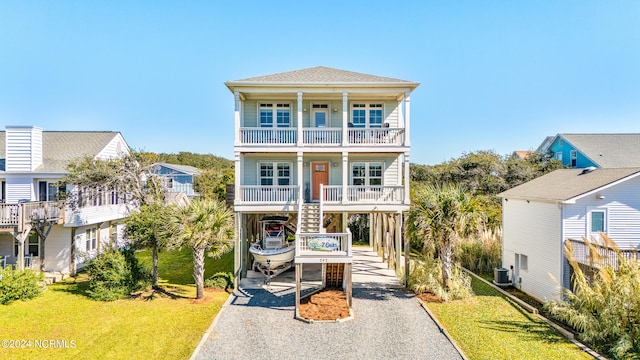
[494,267,510,286]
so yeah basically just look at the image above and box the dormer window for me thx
[351,103,383,128]
[259,103,291,128]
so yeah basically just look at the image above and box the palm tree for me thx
[170,198,234,299]
[407,183,482,290]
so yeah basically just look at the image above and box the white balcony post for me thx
[297,152,303,203]
[342,151,349,204]
[234,152,241,203]
[342,91,348,146]
[404,92,411,147]
[297,91,303,146]
[234,91,241,146]
[404,152,410,205]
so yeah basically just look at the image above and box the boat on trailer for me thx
[249,216,294,280]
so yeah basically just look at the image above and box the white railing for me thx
[347,186,404,203]
[1,201,63,226]
[296,231,352,257]
[239,128,297,145]
[296,184,303,232]
[302,128,342,145]
[238,185,298,203]
[322,186,343,204]
[348,128,404,145]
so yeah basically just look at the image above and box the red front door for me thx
[312,162,329,201]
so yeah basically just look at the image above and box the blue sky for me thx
[1,1,639,165]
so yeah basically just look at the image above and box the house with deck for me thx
[499,167,640,302]
[226,66,418,316]
[0,126,131,278]
[148,162,200,198]
[537,133,640,168]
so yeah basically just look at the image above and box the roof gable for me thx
[499,167,640,202]
[0,131,124,173]
[555,133,640,168]
[150,162,200,175]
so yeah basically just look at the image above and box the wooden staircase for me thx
[299,203,321,233]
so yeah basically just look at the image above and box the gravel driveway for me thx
[192,248,463,360]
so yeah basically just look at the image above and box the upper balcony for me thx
[238,127,405,147]
[0,201,64,232]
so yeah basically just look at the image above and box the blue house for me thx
[538,133,640,168]
[148,163,200,198]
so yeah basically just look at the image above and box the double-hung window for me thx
[570,150,577,167]
[351,162,383,186]
[351,103,383,128]
[259,103,291,127]
[589,209,606,238]
[86,228,97,252]
[259,162,291,186]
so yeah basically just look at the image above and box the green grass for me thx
[425,278,594,360]
[0,248,233,360]
[136,247,234,284]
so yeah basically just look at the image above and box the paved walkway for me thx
[192,247,463,360]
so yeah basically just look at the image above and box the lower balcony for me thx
[234,185,405,206]
[0,201,64,231]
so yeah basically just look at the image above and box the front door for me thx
[311,162,329,201]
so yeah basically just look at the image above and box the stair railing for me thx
[295,184,303,256]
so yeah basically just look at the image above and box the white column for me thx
[297,151,303,202]
[342,151,349,204]
[234,91,241,146]
[404,92,411,147]
[403,152,410,204]
[234,152,241,204]
[342,91,348,146]
[297,91,303,146]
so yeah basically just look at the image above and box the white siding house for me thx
[0,126,131,276]
[226,67,418,315]
[499,167,640,302]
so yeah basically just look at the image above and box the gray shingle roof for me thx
[559,133,640,168]
[0,131,122,173]
[152,162,201,175]
[225,66,419,88]
[499,167,640,202]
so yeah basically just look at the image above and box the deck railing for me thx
[347,128,404,145]
[566,238,640,270]
[239,128,297,145]
[237,127,405,146]
[302,128,342,145]
[237,185,298,204]
[345,186,404,203]
[0,201,64,228]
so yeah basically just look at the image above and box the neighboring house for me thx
[537,133,640,168]
[148,162,200,198]
[499,167,640,302]
[226,66,418,313]
[0,126,131,276]
[511,150,533,160]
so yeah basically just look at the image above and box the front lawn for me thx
[424,277,594,360]
[0,249,233,360]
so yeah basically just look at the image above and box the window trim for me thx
[350,162,384,186]
[570,150,577,167]
[258,161,293,186]
[258,102,292,128]
[587,207,607,238]
[350,103,384,128]
[86,228,97,252]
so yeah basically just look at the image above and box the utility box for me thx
[494,267,510,285]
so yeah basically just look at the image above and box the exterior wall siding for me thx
[96,133,129,159]
[502,199,563,301]
[5,178,34,203]
[43,225,71,273]
[65,204,130,227]
[564,176,640,249]
[5,126,43,172]
[549,138,597,168]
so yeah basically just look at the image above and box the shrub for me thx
[408,255,473,301]
[85,248,151,301]
[457,228,502,275]
[0,268,46,305]
[545,236,640,359]
[204,272,234,290]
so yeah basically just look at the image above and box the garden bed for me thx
[298,289,350,321]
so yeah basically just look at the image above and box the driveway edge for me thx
[416,297,468,360]
[189,291,235,360]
